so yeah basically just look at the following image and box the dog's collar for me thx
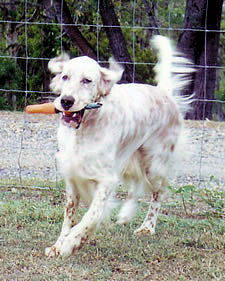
[58,102,102,129]
[84,102,102,110]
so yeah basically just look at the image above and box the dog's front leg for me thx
[45,179,80,258]
[58,180,114,257]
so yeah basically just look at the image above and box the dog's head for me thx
[48,54,124,113]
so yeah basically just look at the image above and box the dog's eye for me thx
[81,78,92,84]
[62,75,69,81]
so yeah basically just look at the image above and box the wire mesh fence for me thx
[0,0,224,190]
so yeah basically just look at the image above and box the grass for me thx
[0,182,225,281]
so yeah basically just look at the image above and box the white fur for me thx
[45,36,194,258]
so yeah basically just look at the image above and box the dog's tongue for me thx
[62,110,84,129]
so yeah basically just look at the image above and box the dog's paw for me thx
[45,245,61,258]
[116,216,130,225]
[134,226,155,236]
[45,243,74,258]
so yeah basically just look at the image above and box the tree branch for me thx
[142,0,160,36]
[99,0,135,82]
[42,0,97,59]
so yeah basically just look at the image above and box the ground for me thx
[0,112,224,280]
[0,184,224,281]
[0,112,225,188]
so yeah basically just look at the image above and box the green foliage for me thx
[0,58,24,110]
[135,47,156,84]
[169,183,225,220]
[201,188,225,218]
[0,58,23,90]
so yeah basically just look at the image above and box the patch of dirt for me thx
[0,111,224,189]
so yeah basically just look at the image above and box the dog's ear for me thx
[48,53,70,74]
[98,58,124,96]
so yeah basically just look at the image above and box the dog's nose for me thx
[61,95,75,110]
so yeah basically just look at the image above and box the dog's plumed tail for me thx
[151,35,195,115]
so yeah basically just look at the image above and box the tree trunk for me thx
[43,0,97,59]
[99,0,134,82]
[177,0,223,120]
[142,0,160,37]
[42,0,134,82]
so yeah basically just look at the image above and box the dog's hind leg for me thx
[45,178,80,257]
[117,180,139,225]
[134,177,167,236]
[117,153,144,225]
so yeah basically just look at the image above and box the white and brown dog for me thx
[45,36,194,257]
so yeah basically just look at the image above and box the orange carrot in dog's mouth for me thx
[25,102,102,115]
[25,102,102,129]
[25,102,57,114]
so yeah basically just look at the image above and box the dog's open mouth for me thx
[60,103,102,129]
[62,109,85,129]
